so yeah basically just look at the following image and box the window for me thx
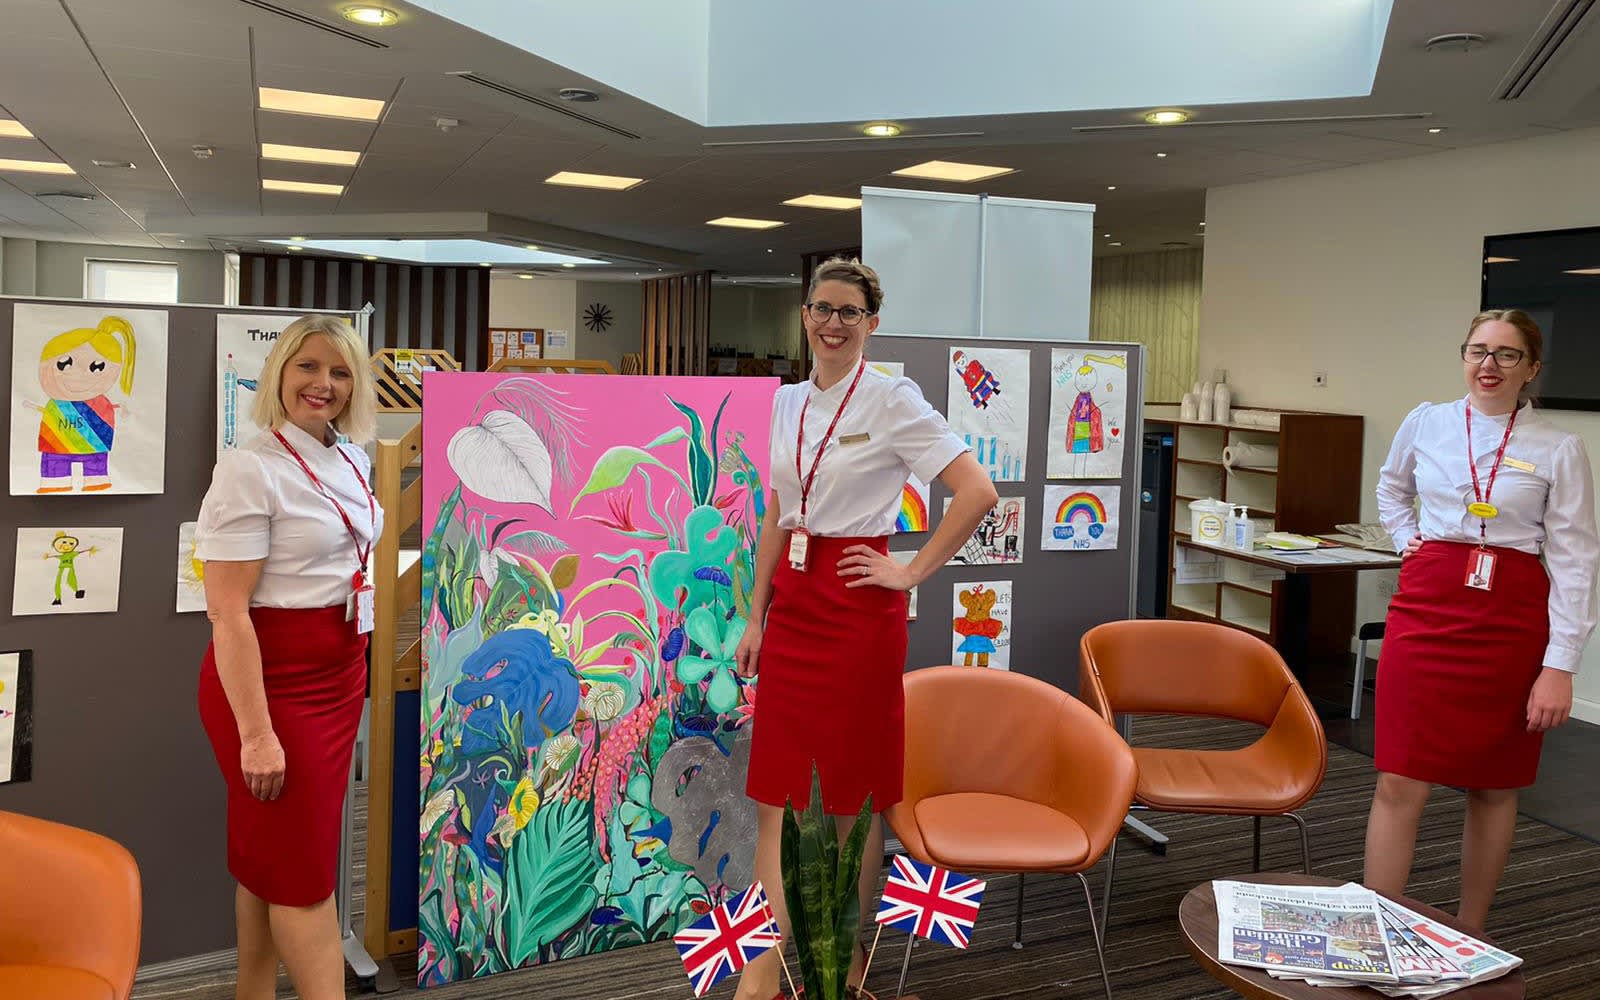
[85,259,179,304]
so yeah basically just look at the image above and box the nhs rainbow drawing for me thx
[1040,485,1120,551]
[895,479,930,533]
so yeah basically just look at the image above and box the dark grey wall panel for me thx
[873,336,1143,694]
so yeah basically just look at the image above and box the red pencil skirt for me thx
[747,535,908,814]
[198,605,367,905]
[1375,541,1550,789]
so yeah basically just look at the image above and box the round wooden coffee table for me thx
[1178,873,1524,999]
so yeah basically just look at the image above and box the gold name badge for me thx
[1503,456,1535,473]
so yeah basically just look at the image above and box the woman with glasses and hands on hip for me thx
[1364,308,1598,933]
[195,315,383,1000]
[733,258,997,1000]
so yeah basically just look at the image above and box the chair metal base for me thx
[901,868,1113,1000]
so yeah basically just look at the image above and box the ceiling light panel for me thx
[258,86,385,121]
[261,142,361,166]
[262,178,344,195]
[0,157,74,175]
[783,194,862,210]
[1563,268,1600,276]
[707,217,785,230]
[545,170,645,191]
[0,119,33,138]
[891,160,1014,183]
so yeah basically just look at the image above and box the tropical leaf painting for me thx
[418,371,778,987]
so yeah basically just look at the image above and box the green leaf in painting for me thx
[568,445,669,513]
[667,395,714,506]
[643,426,689,450]
[499,797,598,968]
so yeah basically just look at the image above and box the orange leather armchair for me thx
[886,666,1136,1000]
[1079,621,1326,923]
[0,810,142,1000]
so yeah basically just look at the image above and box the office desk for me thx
[1174,537,1400,716]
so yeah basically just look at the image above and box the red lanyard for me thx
[1465,404,1517,547]
[795,360,867,528]
[274,429,377,585]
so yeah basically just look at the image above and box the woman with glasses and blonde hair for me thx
[1364,308,1598,932]
[733,259,998,999]
[194,315,383,1000]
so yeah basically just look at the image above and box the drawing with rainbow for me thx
[1053,491,1107,541]
[895,482,929,532]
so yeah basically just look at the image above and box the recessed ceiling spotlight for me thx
[1428,126,1446,134]
[91,159,135,169]
[1425,32,1486,53]
[287,245,304,252]
[341,5,398,26]
[1155,152,1169,158]
[1106,185,1117,191]
[1102,233,1111,238]
[479,262,491,267]
[524,244,540,251]
[766,248,773,253]
[289,236,307,242]
[561,262,578,268]
[558,88,600,102]
[1144,109,1190,125]
[862,122,903,138]
[1199,221,1206,226]
[517,273,534,280]
[1108,241,1123,247]
[363,255,378,261]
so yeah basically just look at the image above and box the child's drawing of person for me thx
[42,530,98,606]
[24,316,136,493]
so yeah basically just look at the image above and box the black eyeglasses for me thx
[1461,344,1525,367]
[804,302,874,326]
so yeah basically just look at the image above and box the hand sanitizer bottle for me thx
[1232,505,1255,550]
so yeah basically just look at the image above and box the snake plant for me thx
[781,766,874,1000]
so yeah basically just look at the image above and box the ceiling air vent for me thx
[450,73,641,140]
[235,1,388,49]
[1495,0,1596,100]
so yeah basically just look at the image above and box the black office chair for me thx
[1350,621,1385,719]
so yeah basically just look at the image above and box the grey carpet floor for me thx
[131,716,1600,999]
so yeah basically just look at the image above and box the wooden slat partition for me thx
[365,418,422,961]
[640,271,713,375]
[487,358,618,375]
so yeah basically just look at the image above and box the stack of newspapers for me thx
[1213,880,1522,996]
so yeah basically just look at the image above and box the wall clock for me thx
[583,303,613,332]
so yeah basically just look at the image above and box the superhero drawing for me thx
[945,347,1030,482]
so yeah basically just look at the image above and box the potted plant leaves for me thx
[780,766,877,1000]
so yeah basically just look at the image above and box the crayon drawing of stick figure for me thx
[42,531,98,606]
[23,316,136,493]
[1064,352,1127,477]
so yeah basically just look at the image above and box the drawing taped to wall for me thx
[1046,348,1128,479]
[0,649,33,785]
[895,477,931,533]
[216,314,291,458]
[944,496,1024,565]
[12,526,124,616]
[867,360,905,379]
[1040,486,1122,550]
[9,303,169,495]
[946,347,1029,481]
[177,521,206,613]
[951,580,1012,669]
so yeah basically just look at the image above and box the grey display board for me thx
[0,296,356,963]
[871,336,1143,694]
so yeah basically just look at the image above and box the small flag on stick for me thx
[673,881,783,996]
[875,854,986,949]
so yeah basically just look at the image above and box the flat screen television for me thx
[1481,225,1600,412]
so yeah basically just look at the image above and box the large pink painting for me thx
[418,372,778,986]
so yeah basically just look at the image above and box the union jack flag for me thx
[673,881,783,996]
[875,854,987,949]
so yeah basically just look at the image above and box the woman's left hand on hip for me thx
[1526,667,1574,732]
[838,544,914,591]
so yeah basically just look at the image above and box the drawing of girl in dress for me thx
[24,316,136,493]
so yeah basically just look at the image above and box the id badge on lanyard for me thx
[791,361,866,572]
[1462,405,1516,593]
[274,430,378,632]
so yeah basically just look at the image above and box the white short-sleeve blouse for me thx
[770,363,968,537]
[195,422,385,609]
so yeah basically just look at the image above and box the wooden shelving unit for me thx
[1152,409,1364,673]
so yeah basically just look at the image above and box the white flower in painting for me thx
[582,681,626,722]
[540,732,581,775]
[447,410,555,512]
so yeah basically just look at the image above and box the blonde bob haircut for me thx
[252,314,378,444]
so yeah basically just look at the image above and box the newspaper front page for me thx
[1214,880,1398,983]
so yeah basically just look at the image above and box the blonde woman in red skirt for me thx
[196,315,382,1000]
[1365,308,1598,932]
[733,259,997,1000]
